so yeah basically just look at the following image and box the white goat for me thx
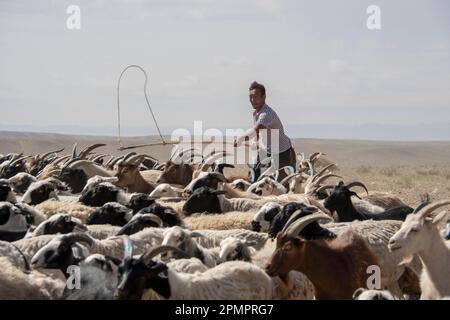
[388,200,450,299]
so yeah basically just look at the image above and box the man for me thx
[234,81,296,182]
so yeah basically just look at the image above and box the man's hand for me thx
[233,139,238,148]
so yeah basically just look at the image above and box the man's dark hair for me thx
[249,81,266,96]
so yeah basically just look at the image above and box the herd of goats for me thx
[0,143,449,300]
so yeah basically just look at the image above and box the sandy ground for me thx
[1,131,449,206]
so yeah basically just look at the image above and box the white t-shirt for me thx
[253,104,292,154]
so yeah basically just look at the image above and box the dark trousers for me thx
[250,147,297,182]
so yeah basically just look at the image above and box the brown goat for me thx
[115,155,156,193]
[156,161,194,187]
[265,213,379,299]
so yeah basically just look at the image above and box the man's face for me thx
[249,89,265,110]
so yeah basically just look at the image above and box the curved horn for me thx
[62,232,95,247]
[315,184,334,194]
[199,151,229,171]
[10,243,32,273]
[122,152,137,162]
[50,155,71,166]
[311,164,336,183]
[9,155,33,167]
[141,245,190,264]
[106,155,125,168]
[417,200,450,218]
[126,154,146,165]
[312,174,343,187]
[280,173,304,187]
[91,154,109,163]
[141,214,163,227]
[285,212,333,238]
[345,181,369,195]
[40,148,65,161]
[280,209,307,234]
[71,143,77,159]
[78,143,106,159]
[62,157,81,169]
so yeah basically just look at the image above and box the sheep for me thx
[35,198,94,223]
[86,202,133,226]
[26,213,87,237]
[247,177,287,196]
[230,178,251,191]
[388,200,450,299]
[0,155,31,179]
[265,212,379,299]
[26,228,165,263]
[62,253,122,300]
[149,183,183,198]
[0,240,32,270]
[79,182,130,207]
[218,237,256,263]
[14,202,47,226]
[0,201,29,241]
[22,177,68,205]
[182,186,330,215]
[251,202,283,232]
[184,211,256,231]
[0,256,65,300]
[353,288,396,300]
[86,224,122,239]
[0,183,17,203]
[160,226,219,267]
[7,172,37,194]
[115,247,274,300]
[125,193,156,213]
[323,181,413,222]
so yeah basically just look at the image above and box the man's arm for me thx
[234,123,266,147]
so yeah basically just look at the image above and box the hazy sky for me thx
[0,0,449,140]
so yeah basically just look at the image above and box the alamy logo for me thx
[366,265,381,290]
[66,265,81,290]
[66,5,81,30]
[366,5,381,30]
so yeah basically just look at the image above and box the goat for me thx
[323,181,413,222]
[114,155,156,193]
[265,212,379,299]
[115,246,273,300]
[0,202,29,241]
[388,200,450,299]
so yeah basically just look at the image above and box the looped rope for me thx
[117,65,166,149]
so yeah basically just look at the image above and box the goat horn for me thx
[311,164,336,183]
[91,154,109,162]
[285,212,333,238]
[280,173,304,186]
[417,200,450,218]
[126,154,145,165]
[40,148,65,160]
[62,232,94,247]
[141,245,190,264]
[315,184,334,194]
[9,155,32,167]
[122,152,137,162]
[312,174,343,187]
[280,209,307,234]
[345,181,369,195]
[66,159,95,170]
[62,157,81,169]
[78,143,106,159]
[136,213,163,227]
[71,143,77,159]
[50,155,71,166]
